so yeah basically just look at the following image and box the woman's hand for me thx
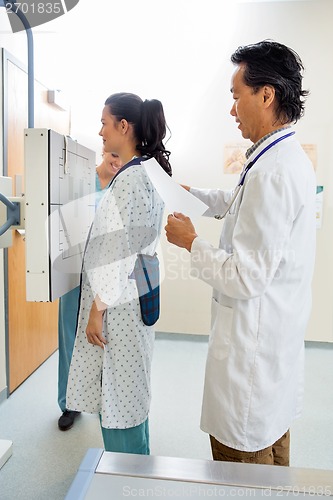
[86,299,107,349]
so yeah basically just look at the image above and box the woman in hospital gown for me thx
[67,92,171,454]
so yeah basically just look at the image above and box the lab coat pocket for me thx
[208,298,234,360]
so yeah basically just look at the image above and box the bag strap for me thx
[138,254,154,293]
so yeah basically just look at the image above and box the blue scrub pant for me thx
[58,285,80,412]
[100,417,150,455]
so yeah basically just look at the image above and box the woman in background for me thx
[57,148,122,432]
[67,92,171,454]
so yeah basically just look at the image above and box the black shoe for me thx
[58,410,81,431]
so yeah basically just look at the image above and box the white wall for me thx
[211,0,333,342]
[0,0,331,397]
[60,0,333,340]
[154,0,333,339]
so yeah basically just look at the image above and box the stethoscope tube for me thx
[214,185,243,220]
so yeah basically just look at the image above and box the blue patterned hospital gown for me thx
[66,161,164,429]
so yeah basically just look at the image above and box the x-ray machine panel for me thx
[25,128,96,302]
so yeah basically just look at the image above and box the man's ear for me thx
[263,85,275,106]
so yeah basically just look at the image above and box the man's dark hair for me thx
[231,40,309,124]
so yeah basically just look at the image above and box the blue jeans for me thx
[100,417,150,455]
[58,286,80,412]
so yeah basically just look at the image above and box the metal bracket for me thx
[0,193,25,236]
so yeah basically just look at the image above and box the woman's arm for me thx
[86,297,107,348]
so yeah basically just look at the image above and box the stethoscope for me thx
[214,131,295,220]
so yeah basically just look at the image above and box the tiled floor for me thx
[0,335,332,500]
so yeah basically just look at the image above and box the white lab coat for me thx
[190,129,316,451]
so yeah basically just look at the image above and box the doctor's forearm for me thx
[190,187,233,217]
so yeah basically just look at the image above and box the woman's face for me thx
[103,152,123,176]
[99,106,122,154]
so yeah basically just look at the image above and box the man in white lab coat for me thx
[165,40,316,466]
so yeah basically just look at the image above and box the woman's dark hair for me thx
[104,92,172,176]
[231,40,309,124]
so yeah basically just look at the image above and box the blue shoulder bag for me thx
[133,253,160,326]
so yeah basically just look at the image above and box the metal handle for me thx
[0,193,21,236]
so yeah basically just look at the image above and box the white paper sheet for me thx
[142,157,208,220]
